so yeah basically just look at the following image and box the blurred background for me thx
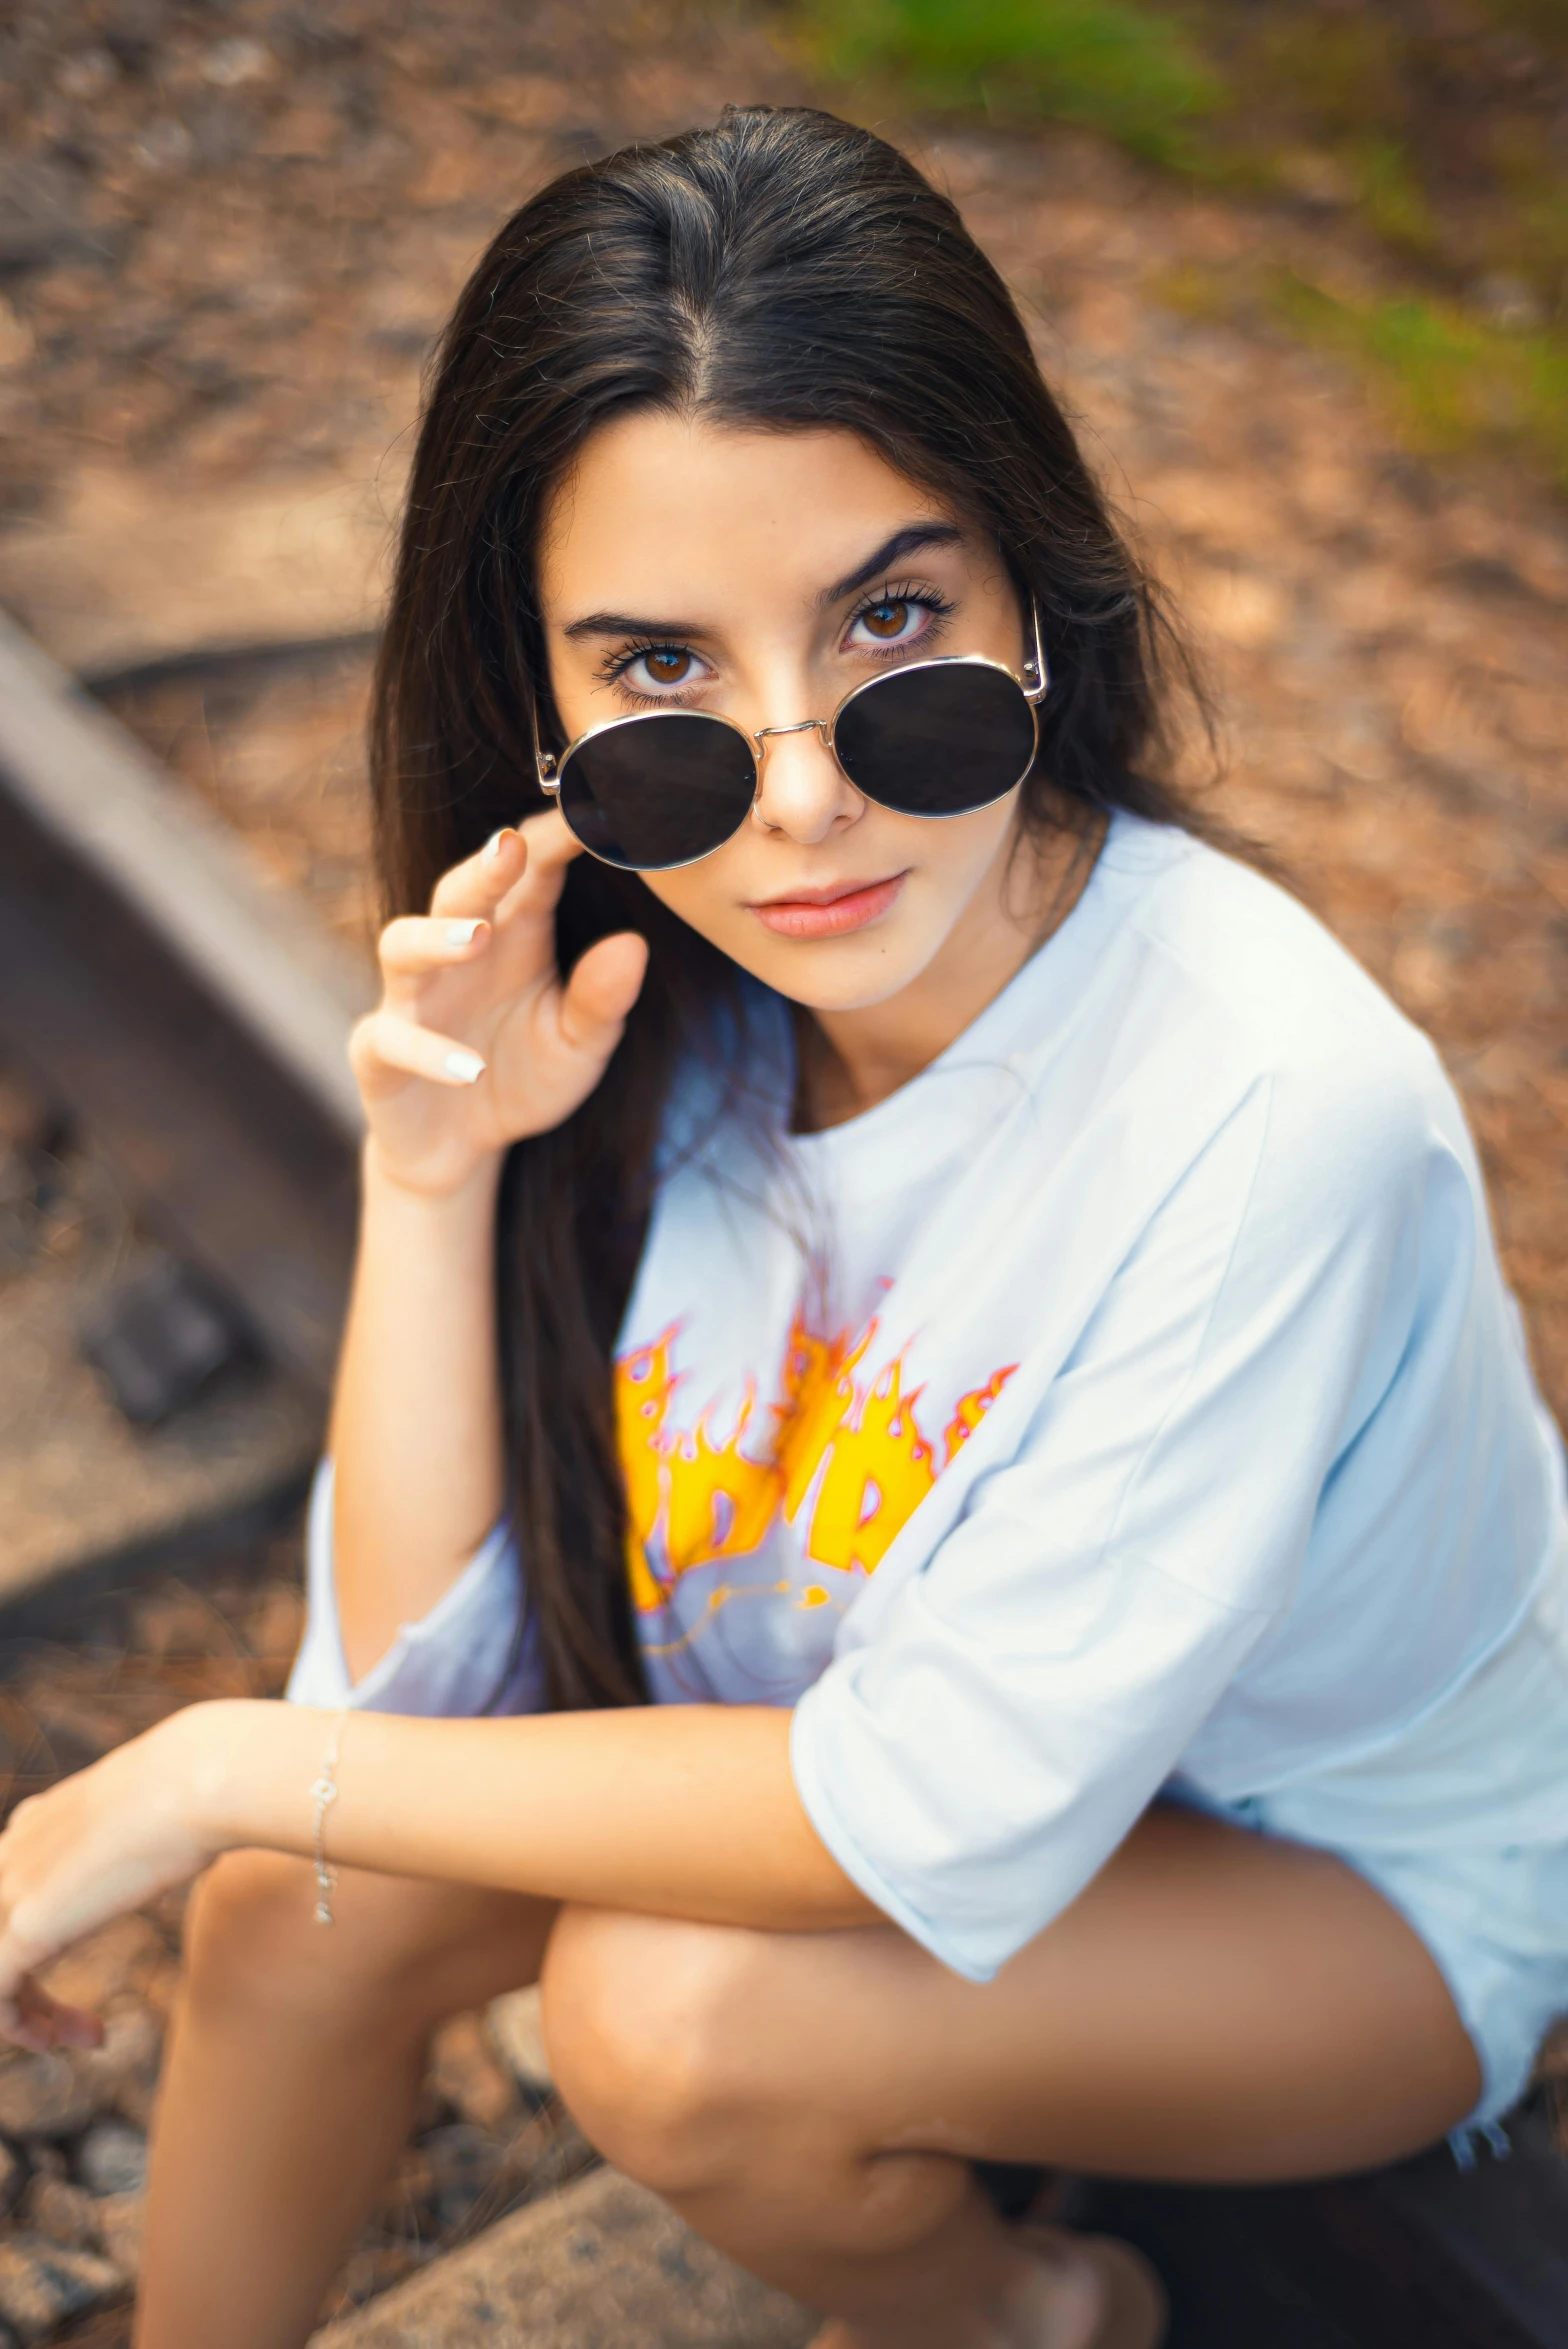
[0,2,1563,2337]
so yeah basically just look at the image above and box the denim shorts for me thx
[1202,1545,1568,2144]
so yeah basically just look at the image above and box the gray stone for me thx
[93,2193,144,2280]
[310,2166,816,2349]
[17,2168,142,2274]
[0,2054,98,2142]
[96,2002,163,2130]
[0,161,111,274]
[19,2173,97,2248]
[0,2235,125,2343]
[421,2123,505,2235]
[76,2118,148,2197]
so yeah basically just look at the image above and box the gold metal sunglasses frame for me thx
[533,604,1050,869]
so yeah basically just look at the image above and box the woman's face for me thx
[537,415,1035,1012]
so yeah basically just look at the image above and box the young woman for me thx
[1,106,1564,2349]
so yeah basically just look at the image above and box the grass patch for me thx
[1160,261,1568,487]
[1272,276,1568,481]
[796,0,1568,486]
[799,0,1224,164]
[1351,138,1438,259]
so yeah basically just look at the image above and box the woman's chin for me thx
[718,916,950,1012]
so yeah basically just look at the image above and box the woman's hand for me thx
[351,811,649,1197]
[0,1709,220,2051]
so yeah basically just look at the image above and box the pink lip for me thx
[747,872,908,939]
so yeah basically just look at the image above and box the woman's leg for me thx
[136,1850,555,2349]
[543,1804,1482,2349]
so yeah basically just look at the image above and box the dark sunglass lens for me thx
[833,664,1037,817]
[558,714,757,871]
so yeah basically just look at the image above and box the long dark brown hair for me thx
[371,104,1213,1712]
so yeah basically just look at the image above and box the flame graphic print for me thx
[615,1314,1016,1614]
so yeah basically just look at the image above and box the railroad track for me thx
[0,610,369,1627]
[0,609,368,1387]
[0,609,1563,2348]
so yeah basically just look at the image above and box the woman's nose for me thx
[750,721,862,844]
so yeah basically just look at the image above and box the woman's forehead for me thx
[538,413,974,622]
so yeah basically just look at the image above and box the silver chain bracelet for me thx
[310,1707,350,1926]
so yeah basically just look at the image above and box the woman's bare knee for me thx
[541,1906,770,2190]
[184,1849,552,2040]
[184,1852,419,2041]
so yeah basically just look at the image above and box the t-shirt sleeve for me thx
[790,1067,1434,1980]
[285,1460,545,1717]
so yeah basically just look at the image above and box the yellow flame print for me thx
[615,1314,1016,1613]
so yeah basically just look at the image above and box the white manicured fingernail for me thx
[445,919,482,947]
[443,1048,486,1085]
[482,828,515,864]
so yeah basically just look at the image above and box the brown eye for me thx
[645,648,691,684]
[862,600,908,640]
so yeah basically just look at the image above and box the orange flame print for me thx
[615,1314,1016,1612]
[943,1365,1015,1461]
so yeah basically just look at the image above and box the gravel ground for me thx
[0,2,1564,2337]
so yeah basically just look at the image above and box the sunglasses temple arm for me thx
[1024,603,1050,705]
[530,701,561,793]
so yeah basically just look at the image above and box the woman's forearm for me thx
[328,1143,506,1680]
[188,1700,877,1933]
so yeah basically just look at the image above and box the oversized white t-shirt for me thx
[290,815,1567,1980]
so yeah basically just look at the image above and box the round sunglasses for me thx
[534,606,1050,872]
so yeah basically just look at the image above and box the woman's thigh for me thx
[548,1803,1481,2188]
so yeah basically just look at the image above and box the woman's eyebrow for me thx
[817,522,965,609]
[561,609,708,642]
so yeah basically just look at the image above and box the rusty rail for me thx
[0,610,369,1391]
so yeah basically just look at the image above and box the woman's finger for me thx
[556,931,649,1059]
[349,1010,488,1094]
[423,823,527,922]
[377,914,492,992]
[493,810,585,918]
[0,1933,47,2046]
[430,809,581,924]
[7,1975,101,2053]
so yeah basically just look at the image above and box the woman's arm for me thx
[210,1700,873,1928]
[329,814,647,1679]
[328,1151,505,1678]
[0,1700,879,2037]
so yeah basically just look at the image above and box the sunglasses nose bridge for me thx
[752,716,830,756]
[748,714,858,845]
